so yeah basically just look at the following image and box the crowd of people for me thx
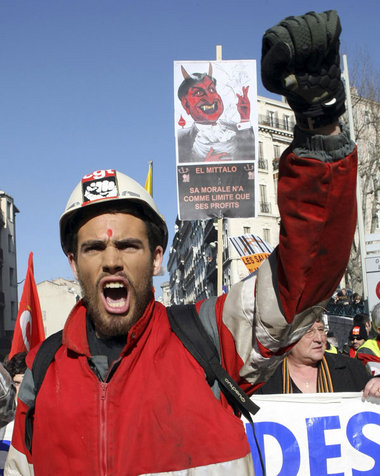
[326,288,365,317]
[0,8,379,476]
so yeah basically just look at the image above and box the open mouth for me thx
[101,279,129,314]
[200,102,218,114]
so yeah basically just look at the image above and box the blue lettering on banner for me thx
[0,439,11,475]
[306,416,343,476]
[347,412,380,476]
[246,411,380,476]
[246,422,300,476]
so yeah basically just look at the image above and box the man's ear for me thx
[152,246,164,277]
[68,253,79,280]
[180,96,190,114]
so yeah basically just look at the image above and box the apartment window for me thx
[268,111,275,127]
[259,184,271,213]
[258,157,268,170]
[273,144,281,159]
[11,302,17,321]
[259,141,264,158]
[243,226,251,234]
[8,234,12,252]
[7,200,13,222]
[9,267,14,286]
[284,115,290,131]
[263,228,271,243]
[259,184,267,202]
[273,175,278,198]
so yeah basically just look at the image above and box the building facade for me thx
[37,278,81,337]
[167,95,294,304]
[0,191,19,356]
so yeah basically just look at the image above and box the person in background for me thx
[347,324,367,358]
[334,288,350,305]
[325,330,338,354]
[0,353,26,474]
[321,312,338,354]
[3,353,27,401]
[353,312,372,338]
[356,303,380,375]
[0,362,15,431]
[351,293,363,313]
[255,318,379,397]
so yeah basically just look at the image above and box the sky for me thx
[1,0,379,297]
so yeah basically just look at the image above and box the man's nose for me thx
[102,246,123,273]
[314,330,325,342]
[204,90,215,103]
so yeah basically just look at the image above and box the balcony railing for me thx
[260,202,272,214]
[258,158,268,170]
[259,115,295,132]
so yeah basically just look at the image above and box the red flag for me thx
[9,252,45,359]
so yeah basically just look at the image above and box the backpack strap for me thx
[25,330,63,452]
[166,304,260,423]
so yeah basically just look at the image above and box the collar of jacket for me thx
[62,295,157,356]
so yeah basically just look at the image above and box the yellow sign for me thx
[241,253,270,273]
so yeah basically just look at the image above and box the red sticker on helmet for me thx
[352,326,360,336]
[81,170,118,204]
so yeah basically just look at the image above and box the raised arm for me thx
[219,11,357,391]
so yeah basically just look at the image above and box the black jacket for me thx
[256,352,370,394]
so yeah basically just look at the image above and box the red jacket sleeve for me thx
[277,147,357,322]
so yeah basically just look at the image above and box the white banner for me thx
[243,393,380,476]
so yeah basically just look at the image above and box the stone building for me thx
[0,191,19,356]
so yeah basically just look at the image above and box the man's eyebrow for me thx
[191,86,205,93]
[79,239,106,251]
[114,238,144,247]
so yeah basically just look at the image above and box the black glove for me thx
[261,10,345,129]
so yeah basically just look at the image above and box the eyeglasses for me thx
[351,337,363,341]
[304,327,326,339]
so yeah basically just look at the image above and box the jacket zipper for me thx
[99,382,108,475]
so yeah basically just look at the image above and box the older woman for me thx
[256,318,380,398]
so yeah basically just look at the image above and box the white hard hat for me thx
[60,169,168,255]
[372,303,380,332]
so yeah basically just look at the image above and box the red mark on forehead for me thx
[106,229,113,238]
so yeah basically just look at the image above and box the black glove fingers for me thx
[261,40,292,92]
[262,25,293,56]
[305,13,328,61]
[282,17,313,68]
[324,10,342,45]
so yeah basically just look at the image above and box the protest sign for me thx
[229,234,273,273]
[174,60,257,220]
[244,393,380,476]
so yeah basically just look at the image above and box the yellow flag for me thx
[144,161,153,196]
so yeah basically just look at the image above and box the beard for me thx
[78,266,153,339]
